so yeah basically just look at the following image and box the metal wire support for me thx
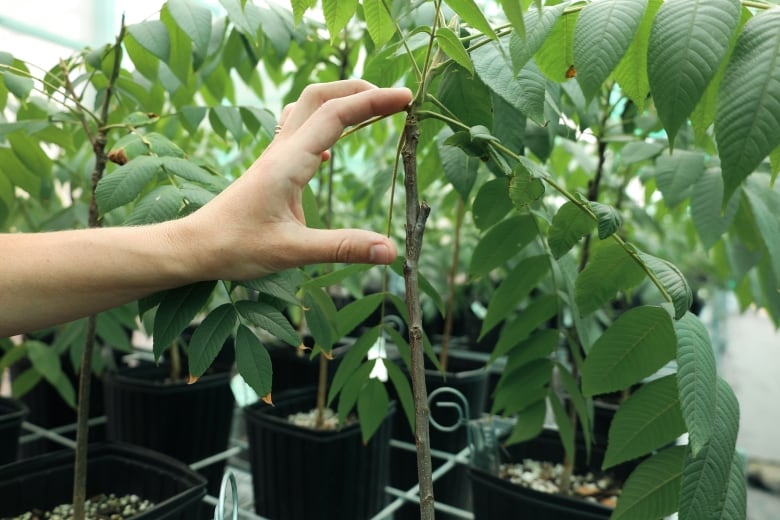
[213,471,239,520]
[427,386,471,441]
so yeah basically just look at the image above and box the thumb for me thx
[294,228,398,266]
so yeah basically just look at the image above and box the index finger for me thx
[294,86,413,157]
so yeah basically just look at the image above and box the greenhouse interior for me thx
[1,1,780,519]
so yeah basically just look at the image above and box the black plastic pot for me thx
[390,352,488,520]
[0,397,28,465]
[244,386,395,520]
[469,428,636,519]
[0,442,206,519]
[103,362,234,500]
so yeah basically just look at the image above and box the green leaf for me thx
[236,300,300,347]
[612,445,687,520]
[328,327,381,404]
[124,185,182,225]
[188,303,237,378]
[589,201,622,239]
[613,0,662,111]
[145,133,184,157]
[472,177,513,231]
[438,139,479,199]
[363,0,395,47]
[493,359,552,416]
[508,3,568,73]
[469,214,537,276]
[239,270,301,307]
[581,305,677,396]
[152,281,216,359]
[603,374,687,468]
[638,251,693,319]
[436,27,473,74]
[96,156,162,214]
[438,64,494,129]
[480,255,550,337]
[675,312,717,456]
[619,141,665,165]
[336,293,384,337]
[509,162,545,208]
[496,327,559,369]
[648,0,741,147]
[303,287,338,351]
[549,391,575,463]
[26,340,76,408]
[679,378,741,520]
[386,360,415,433]
[8,133,52,180]
[159,156,224,188]
[654,150,706,209]
[357,378,390,443]
[716,452,747,520]
[322,0,357,39]
[210,105,245,141]
[446,0,497,39]
[691,167,738,250]
[167,0,213,58]
[473,39,548,125]
[235,325,273,399]
[535,6,578,82]
[499,0,526,38]
[503,399,546,445]
[490,296,559,362]
[743,174,780,283]
[716,8,780,202]
[127,21,171,61]
[573,0,648,101]
[575,241,646,315]
[771,145,780,184]
[337,361,373,423]
[548,201,596,259]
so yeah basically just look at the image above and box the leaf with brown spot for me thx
[262,393,273,405]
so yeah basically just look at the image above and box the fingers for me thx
[279,80,379,134]
[290,228,398,267]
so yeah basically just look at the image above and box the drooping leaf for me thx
[328,327,381,404]
[152,281,217,359]
[26,340,76,408]
[647,0,741,147]
[603,374,687,469]
[337,361,373,424]
[503,399,546,445]
[743,174,780,284]
[210,105,245,141]
[95,155,161,214]
[548,201,596,259]
[534,6,578,82]
[493,359,553,416]
[589,201,622,239]
[357,378,390,443]
[679,378,741,520]
[716,8,780,202]
[239,270,302,307]
[508,3,568,73]
[446,0,497,39]
[480,255,550,337]
[438,64,494,129]
[385,358,415,432]
[612,445,687,520]
[471,177,513,231]
[613,0,662,111]
[469,214,537,276]
[619,141,665,165]
[495,327,559,369]
[675,312,717,456]
[438,139,480,199]
[575,240,645,315]
[573,0,648,101]
[549,391,575,464]
[435,26,473,74]
[715,452,748,520]
[336,292,384,338]
[638,251,693,319]
[322,0,358,39]
[581,305,677,396]
[127,21,171,62]
[363,0,395,47]
[235,300,300,347]
[188,303,238,378]
[303,287,338,351]
[8,133,52,180]
[490,296,559,362]
[654,150,706,209]
[167,0,213,58]
[235,325,273,399]
[690,167,738,250]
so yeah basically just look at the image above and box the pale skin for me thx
[0,80,414,338]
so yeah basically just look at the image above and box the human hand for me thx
[184,80,413,281]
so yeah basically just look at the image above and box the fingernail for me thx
[370,244,390,264]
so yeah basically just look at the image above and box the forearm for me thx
[0,221,201,337]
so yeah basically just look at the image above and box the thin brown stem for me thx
[439,196,464,372]
[401,110,435,520]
